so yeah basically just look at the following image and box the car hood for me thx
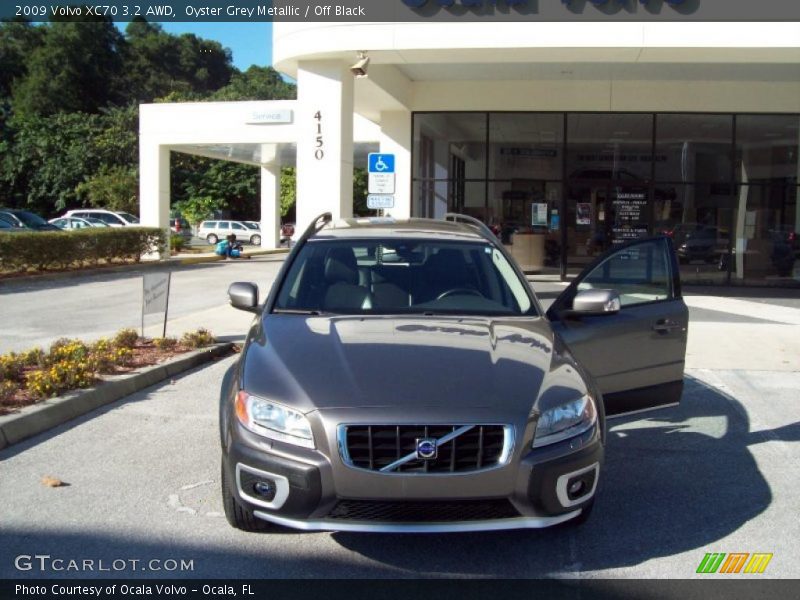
[241,315,556,413]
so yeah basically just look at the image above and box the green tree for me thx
[173,195,225,229]
[353,168,369,215]
[0,18,45,100]
[75,165,138,214]
[1,112,102,214]
[12,17,124,118]
[212,66,296,101]
[121,19,234,103]
[280,167,296,218]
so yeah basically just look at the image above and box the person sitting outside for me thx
[214,234,249,259]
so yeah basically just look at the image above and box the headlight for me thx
[235,391,314,449]
[532,395,597,449]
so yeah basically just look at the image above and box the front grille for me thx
[341,425,509,473]
[327,499,520,522]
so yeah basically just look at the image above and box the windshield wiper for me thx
[272,308,323,315]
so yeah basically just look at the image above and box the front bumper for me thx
[224,418,603,532]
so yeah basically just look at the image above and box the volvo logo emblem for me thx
[416,438,438,460]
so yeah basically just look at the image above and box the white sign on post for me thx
[142,272,171,338]
[368,172,395,194]
[367,194,395,210]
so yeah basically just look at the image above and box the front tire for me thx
[207,234,218,245]
[221,459,271,532]
[250,234,261,246]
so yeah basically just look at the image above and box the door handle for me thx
[652,319,682,334]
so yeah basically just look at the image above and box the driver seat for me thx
[323,247,373,311]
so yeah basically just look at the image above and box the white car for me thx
[198,220,261,246]
[49,216,109,230]
[62,209,140,227]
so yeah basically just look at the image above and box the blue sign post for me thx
[368,153,395,174]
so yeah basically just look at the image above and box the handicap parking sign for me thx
[368,153,395,174]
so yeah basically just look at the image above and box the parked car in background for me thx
[49,216,109,230]
[280,221,295,245]
[170,217,192,240]
[0,213,26,232]
[664,223,729,264]
[0,208,61,231]
[63,209,139,227]
[198,220,261,246]
[220,214,688,533]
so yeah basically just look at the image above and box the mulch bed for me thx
[0,339,199,417]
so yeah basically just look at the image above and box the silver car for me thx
[198,220,261,246]
[221,214,688,533]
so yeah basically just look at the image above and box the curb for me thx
[0,342,234,451]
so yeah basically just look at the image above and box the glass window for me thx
[204,222,217,229]
[489,113,563,181]
[232,222,246,230]
[655,114,733,183]
[567,113,654,182]
[731,184,798,283]
[578,239,671,306]
[275,239,536,316]
[736,115,799,185]
[218,222,230,230]
[413,113,487,180]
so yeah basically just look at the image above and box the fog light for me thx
[568,480,585,497]
[252,480,276,501]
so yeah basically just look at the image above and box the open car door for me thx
[546,237,688,416]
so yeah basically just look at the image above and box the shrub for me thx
[26,360,95,399]
[112,328,139,349]
[170,235,185,252]
[0,380,19,404]
[0,227,167,273]
[47,339,90,365]
[20,347,46,368]
[180,328,215,349]
[0,354,26,382]
[153,337,178,351]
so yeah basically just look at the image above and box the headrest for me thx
[324,247,359,285]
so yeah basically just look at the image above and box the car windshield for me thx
[274,239,536,316]
[15,211,48,227]
[119,213,139,224]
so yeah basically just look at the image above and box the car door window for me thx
[577,240,671,307]
[232,222,246,231]
[218,222,230,230]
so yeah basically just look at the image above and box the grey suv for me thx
[221,214,688,532]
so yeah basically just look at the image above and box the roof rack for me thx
[297,212,333,245]
[444,213,497,242]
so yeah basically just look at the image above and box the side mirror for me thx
[228,282,260,313]
[569,289,621,317]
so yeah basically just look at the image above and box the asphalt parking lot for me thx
[1,265,798,579]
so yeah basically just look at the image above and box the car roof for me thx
[311,217,487,242]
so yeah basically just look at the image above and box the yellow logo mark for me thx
[744,553,773,574]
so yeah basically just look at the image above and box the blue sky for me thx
[119,22,274,70]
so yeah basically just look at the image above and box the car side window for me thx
[232,223,245,230]
[218,222,230,230]
[577,239,671,307]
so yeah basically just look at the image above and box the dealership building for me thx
[140,18,800,286]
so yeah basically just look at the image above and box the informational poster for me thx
[611,190,648,245]
[550,210,560,231]
[531,203,548,227]
[576,203,592,226]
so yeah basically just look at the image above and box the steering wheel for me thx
[436,288,483,301]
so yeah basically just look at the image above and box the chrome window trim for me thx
[336,424,516,476]
[235,463,290,510]
[253,509,581,532]
[555,462,600,508]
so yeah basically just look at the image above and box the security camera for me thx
[350,52,370,78]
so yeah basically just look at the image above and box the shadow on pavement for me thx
[1,375,796,578]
